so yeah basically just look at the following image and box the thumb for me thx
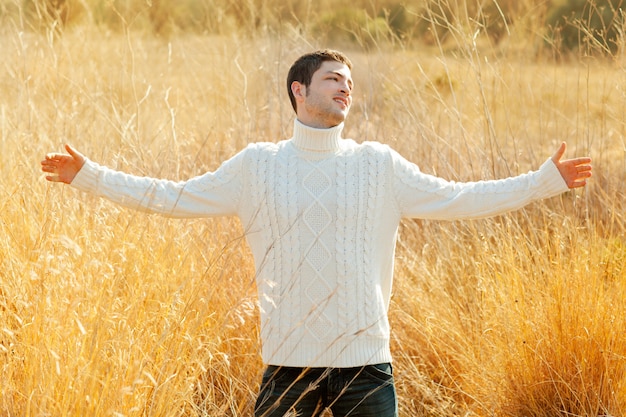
[64,144,86,164]
[551,142,566,164]
[65,143,79,158]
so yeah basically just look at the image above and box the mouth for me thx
[334,97,349,109]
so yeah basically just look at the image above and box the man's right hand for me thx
[41,144,86,184]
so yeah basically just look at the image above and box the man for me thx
[41,49,592,416]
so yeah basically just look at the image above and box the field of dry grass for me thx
[1,8,626,416]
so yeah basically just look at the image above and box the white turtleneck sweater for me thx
[70,119,569,368]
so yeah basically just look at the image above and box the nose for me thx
[339,81,351,95]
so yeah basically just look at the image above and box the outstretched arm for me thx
[40,143,246,218]
[41,144,86,184]
[395,141,592,220]
[551,142,592,189]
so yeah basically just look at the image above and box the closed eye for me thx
[325,69,353,91]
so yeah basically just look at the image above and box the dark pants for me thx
[254,363,398,417]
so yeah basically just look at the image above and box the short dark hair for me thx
[286,49,353,113]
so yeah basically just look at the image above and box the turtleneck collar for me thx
[291,119,344,153]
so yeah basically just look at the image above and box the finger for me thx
[551,142,567,163]
[44,153,63,161]
[65,144,82,160]
[569,180,587,189]
[40,159,58,170]
[569,170,592,187]
[564,157,592,166]
[44,174,61,182]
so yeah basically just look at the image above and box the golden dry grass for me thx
[1,18,625,417]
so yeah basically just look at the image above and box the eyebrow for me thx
[326,70,354,87]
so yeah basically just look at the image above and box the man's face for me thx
[292,60,353,129]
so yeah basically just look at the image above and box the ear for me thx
[291,81,305,102]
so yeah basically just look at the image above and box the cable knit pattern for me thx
[69,119,570,368]
[335,151,352,341]
[363,144,388,337]
[302,158,333,340]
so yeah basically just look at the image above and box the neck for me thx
[291,119,343,153]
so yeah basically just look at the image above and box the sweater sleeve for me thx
[69,147,248,218]
[392,149,569,220]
